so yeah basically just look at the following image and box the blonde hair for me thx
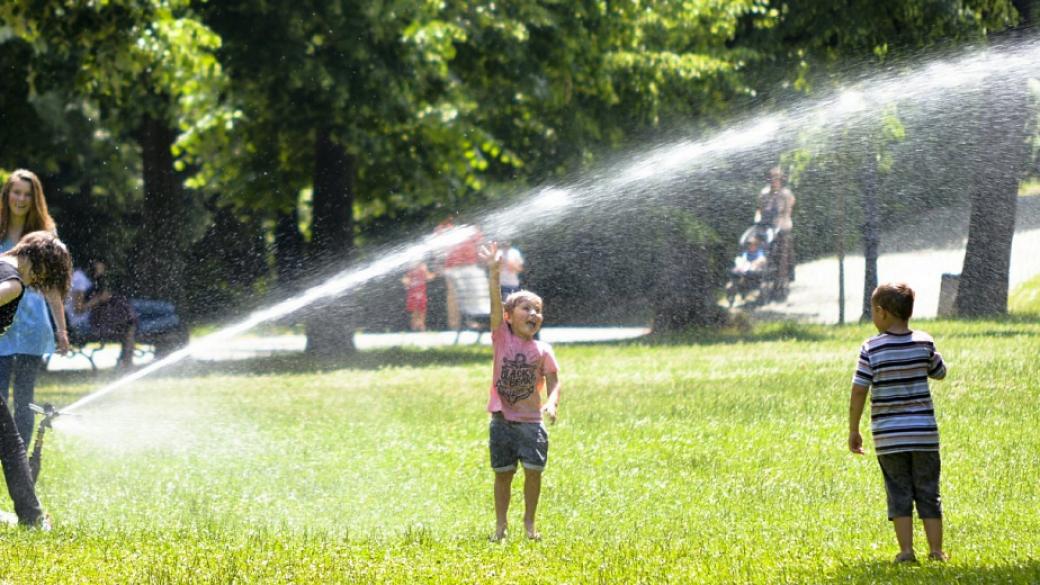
[504,290,543,313]
[0,169,56,238]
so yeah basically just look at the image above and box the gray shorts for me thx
[877,451,942,520]
[489,413,548,472]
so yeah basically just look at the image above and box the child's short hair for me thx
[7,231,72,298]
[872,282,914,320]
[504,289,543,313]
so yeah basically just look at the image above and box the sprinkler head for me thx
[29,403,66,428]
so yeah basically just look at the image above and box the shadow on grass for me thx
[924,314,1040,340]
[644,320,830,346]
[825,558,1040,584]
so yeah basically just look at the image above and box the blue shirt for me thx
[743,248,765,262]
[0,238,55,356]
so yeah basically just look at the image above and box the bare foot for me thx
[524,523,541,541]
[894,551,917,564]
[489,527,507,542]
[928,551,948,562]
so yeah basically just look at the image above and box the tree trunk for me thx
[954,82,1032,317]
[305,127,357,356]
[860,154,880,322]
[134,115,188,307]
[651,212,726,331]
[310,127,356,264]
[274,207,305,287]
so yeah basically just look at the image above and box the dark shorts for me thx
[877,451,942,520]
[489,412,548,472]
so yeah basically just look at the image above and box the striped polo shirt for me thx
[852,330,947,455]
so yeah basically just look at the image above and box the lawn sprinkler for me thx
[28,403,70,484]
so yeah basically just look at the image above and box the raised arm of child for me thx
[848,383,869,454]
[479,242,502,330]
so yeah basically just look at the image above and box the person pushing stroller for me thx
[755,166,796,299]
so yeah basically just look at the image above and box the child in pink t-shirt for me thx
[479,241,560,542]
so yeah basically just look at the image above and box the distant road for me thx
[753,196,1040,323]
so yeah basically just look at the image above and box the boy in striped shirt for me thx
[848,282,948,563]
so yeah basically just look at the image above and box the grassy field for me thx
[1,319,1038,583]
[1010,273,1040,315]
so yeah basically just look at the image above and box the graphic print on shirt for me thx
[496,352,538,404]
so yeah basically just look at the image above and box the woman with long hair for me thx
[0,230,71,528]
[0,169,69,447]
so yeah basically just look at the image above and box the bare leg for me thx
[523,468,542,540]
[493,470,514,541]
[893,516,915,561]
[445,279,460,330]
[117,324,136,368]
[417,310,427,332]
[922,518,946,560]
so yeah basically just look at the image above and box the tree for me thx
[954,79,1036,316]
[195,1,481,354]
[955,1,1038,316]
[0,0,226,307]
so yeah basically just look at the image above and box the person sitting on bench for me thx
[66,260,136,368]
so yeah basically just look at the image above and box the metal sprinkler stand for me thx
[28,403,64,484]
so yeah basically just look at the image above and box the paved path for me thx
[46,326,652,371]
[750,197,1040,323]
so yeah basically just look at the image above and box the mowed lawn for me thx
[1,319,1038,583]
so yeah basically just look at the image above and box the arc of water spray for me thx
[63,226,482,413]
[63,36,1040,415]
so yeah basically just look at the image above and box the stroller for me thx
[725,223,777,307]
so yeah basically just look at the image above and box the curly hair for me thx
[5,231,71,298]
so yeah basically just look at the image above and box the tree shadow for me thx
[642,320,828,346]
[824,558,1040,584]
[934,314,1040,339]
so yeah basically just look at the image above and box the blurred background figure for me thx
[66,259,137,368]
[498,241,525,300]
[755,166,796,299]
[402,261,436,332]
[437,218,488,330]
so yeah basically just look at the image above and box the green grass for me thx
[1020,177,1040,196]
[3,319,1039,583]
[1010,274,1040,315]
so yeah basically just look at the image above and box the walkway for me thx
[46,326,652,371]
[751,196,1040,323]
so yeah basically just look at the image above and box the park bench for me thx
[454,311,490,345]
[60,315,189,371]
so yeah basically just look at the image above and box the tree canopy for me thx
[0,0,1033,333]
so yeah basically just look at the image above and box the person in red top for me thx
[401,262,435,331]
[479,241,560,542]
[436,218,488,330]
